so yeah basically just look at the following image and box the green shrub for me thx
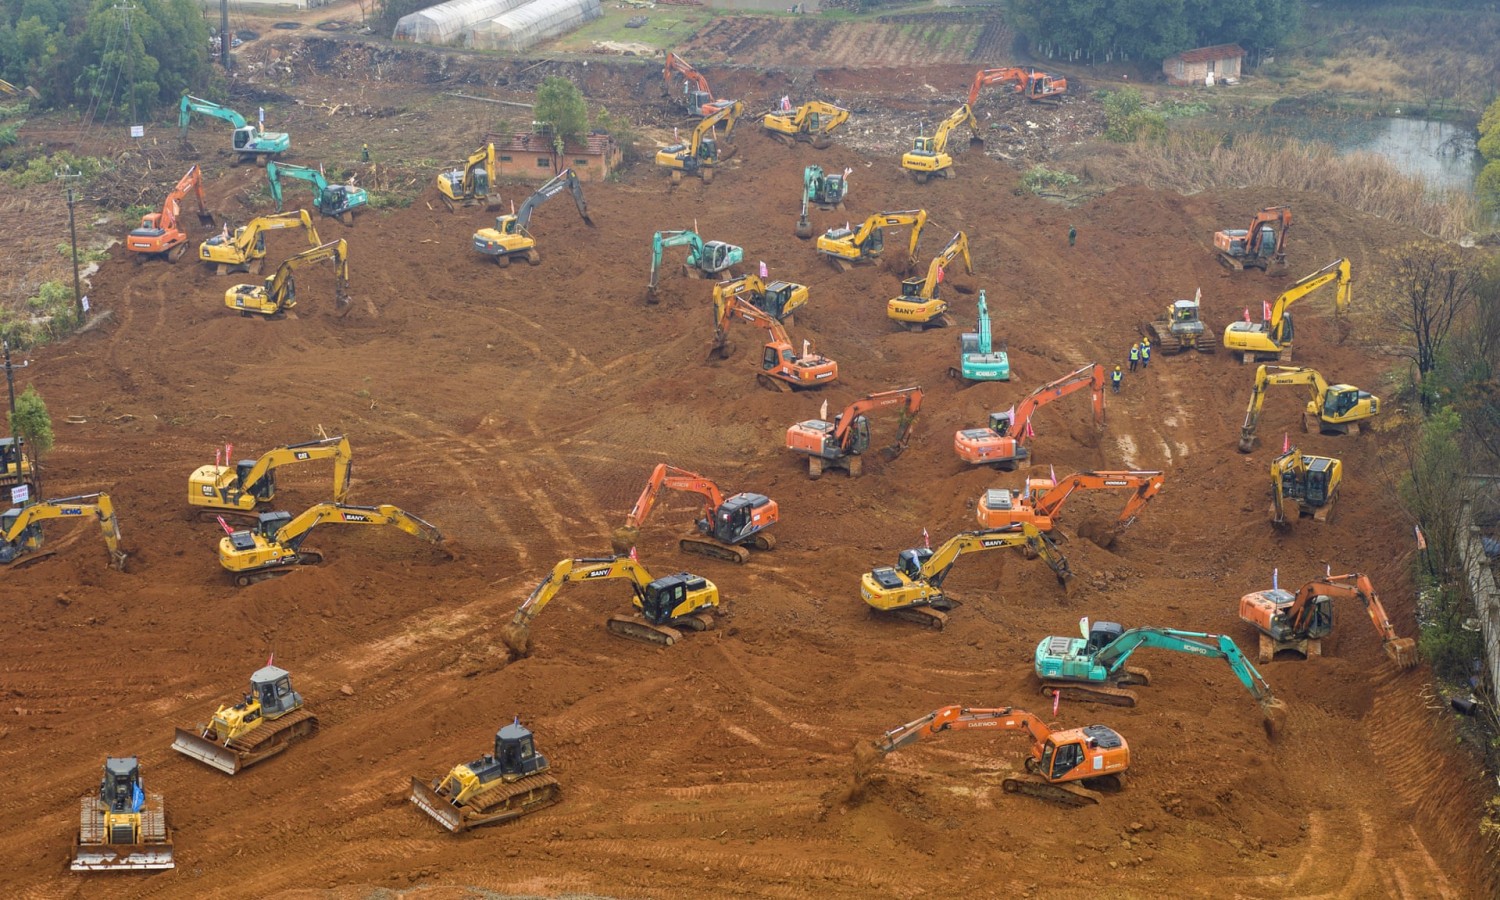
[1020,165,1079,193]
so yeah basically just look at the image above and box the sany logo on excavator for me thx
[583,568,613,579]
[340,513,371,523]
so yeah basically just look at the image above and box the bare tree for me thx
[1451,264,1500,462]
[1376,240,1482,409]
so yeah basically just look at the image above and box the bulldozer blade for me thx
[71,841,175,871]
[1385,638,1418,670]
[410,777,467,832]
[171,727,242,774]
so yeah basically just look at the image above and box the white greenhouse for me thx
[466,0,603,52]
[393,0,531,45]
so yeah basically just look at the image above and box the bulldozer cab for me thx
[102,758,145,813]
[1085,621,1123,655]
[0,436,25,472]
[896,547,934,581]
[250,665,301,717]
[493,721,546,777]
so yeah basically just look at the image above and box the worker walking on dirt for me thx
[1068,225,1077,247]
[1128,342,1140,372]
[361,143,370,162]
[1140,338,1151,369]
[1111,366,1123,393]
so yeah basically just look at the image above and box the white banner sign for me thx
[11,484,30,504]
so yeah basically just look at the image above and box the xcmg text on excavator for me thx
[224,238,349,317]
[179,93,289,165]
[710,293,838,392]
[501,556,722,654]
[217,501,444,586]
[763,101,849,148]
[411,719,561,832]
[901,104,979,183]
[199,209,321,275]
[127,164,214,262]
[473,167,593,267]
[875,705,1126,807]
[977,470,1164,543]
[646,230,743,303]
[950,289,1010,381]
[1,492,127,572]
[711,271,808,323]
[171,664,319,774]
[1142,289,1215,354]
[71,758,173,871]
[955,363,1106,468]
[436,143,499,211]
[860,523,1071,629]
[266,161,368,225]
[967,67,1068,106]
[663,51,735,117]
[1238,571,1416,667]
[786,386,923,479]
[1224,257,1351,363]
[611,462,778,564]
[1238,364,1378,452]
[1270,446,1341,527]
[888,230,971,330]
[1034,619,1287,737]
[817,209,927,273]
[188,435,352,522]
[656,100,744,184]
[1215,205,1290,271]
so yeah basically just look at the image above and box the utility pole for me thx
[2,340,27,430]
[55,166,84,324]
[221,0,230,70]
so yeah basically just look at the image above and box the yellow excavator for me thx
[762,100,850,149]
[712,271,808,323]
[887,230,971,330]
[171,663,319,774]
[817,209,927,273]
[473,168,593,267]
[198,209,321,275]
[655,100,744,184]
[1223,258,1352,363]
[501,555,721,655]
[1,492,128,571]
[411,718,561,833]
[0,436,31,490]
[217,501,444,586]
[188,435,352,523]
[0,78,40,99]
[224,239,349,318]
[1238,364,1379,452]
[860,524,1071,629]
[900,103,979,183]
[1270,446,1342,527]
[436,143,499,211]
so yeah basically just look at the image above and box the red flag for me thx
[1263,299,1273,321]
[215,447,221,467]
[628,545,639,561]
[215,515,233,535]
[1283,432,1290,453]
[266,651,275,667]
[935,265,945,284]
[1244,307,1251,323]
[921,528,930,549]
[1024,419,1036,438]
[1052,689,1061,716]
[1414,526,1427,550]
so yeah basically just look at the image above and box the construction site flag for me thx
[1263,299,1273,321]
[266,651,275,667]
[922,528,930,549]
[1052,688,1061,717]
[215,515,233,536]
[1050,464,1057,487]
[1415,525,1427,550]
[628,545,639,561]
[1244,307,1252,323]
[215,447,221,467]
[936,265,945,284]
[820,399,828,421]
[1273,568,1279,591]
[1283,432,1290,453]
[226,443,233,464]
[1024,419,1036,438]
[759,260,769,278]
[1194,287,1202,304]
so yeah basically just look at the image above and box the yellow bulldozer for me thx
[171,663,320,774]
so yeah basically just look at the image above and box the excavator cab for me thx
[640,572,710,624]
[700,241,737,273]
[896,547,934,581]
[1302,457,1337,505]
[0,436,29,486]
[754,281,799,319]
[253,511,293,540]
[232,126,258,151]
[1085,621,1123,655]
[987,410,1016,438]
[1323,385,1367,418]
[236,459,277,501]
[703,493,771,545]
[1039,725,1124,781]
[911,136,937,155]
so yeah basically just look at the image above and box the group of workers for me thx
[1111,336,1151,392]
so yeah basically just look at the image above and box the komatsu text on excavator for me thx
[188,435,352,522]
[611,462,779,564]
[955,363,1105,468]
[1237,364,1378,452]
[225,239,350,318]
[786,386,923,478]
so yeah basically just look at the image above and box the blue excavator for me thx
[179,93,289,166]
[1034,620,1287,737]
[267,162,368,225]
[950,290,1010,381]
[646,230,743,304]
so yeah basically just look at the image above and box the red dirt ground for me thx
[0,50,1493,899]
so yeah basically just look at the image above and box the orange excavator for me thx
[786,386,923,479]
[663,51,734,117]
[977,470,1164,539]
[127,164,215,262]
[1215,206,1290,272]
[874,705,1127,806]
[955,363,1106,469]
[610,463,778,564]
[710,293,838,392]
[967,67,1068,106]
[1238,571,1417,668]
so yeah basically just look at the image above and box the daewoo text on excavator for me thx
[1215,205,1290,271]
[1269,446,1341,527]
[967,67,1068,106]
[888,230,971,330]
[874,705,1126,806]
[1237,364,1378,452]
[224,239,350,317]
[179,93,289,165]
[198,208,321,275]
[217,501,444,586]
[411,718,560,833]
[901,104,979,183]
[711,271,808,322]
[126,164,214,263]
[860,523,1071,629]
[656,100,744,184]
[786,386,923,479]
[1224,257,1352,363]
[710,293,838,392]
[1,492,127,572]
[1142,289,1215,354]
[663,51,735,117]
[763,100,849,148]
[171,663,319,774]
[500,556,721,655]
[266,161,368,225]
[646,229,743,303]
[951,289,1010,381]
[1034,619,1288,737]
[817,209,927,273]
[473,167,593,267]
[188,435,352,523]
[611,462,778,564]
[1238,571,1417,667]
[436,143,499,211]
[71,757,173,871]
[977,470,1164,546]
[955,363,1106,469]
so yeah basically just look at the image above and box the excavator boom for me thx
[225,238,350,317]
[188,435,352,517]
[1223,257,1351,361]
[217,501,442,585]
[955,363,1106,468]
[714,294,838,391]
[1215,205,1290,271]
[655,101,745,182]
[1238,364,1378,453]
[817,209,927,272]
[474,168,593,266]
[266,162,368,222]
[1239,572,1416,668]
[0,492,128,571]
[786,386,923,479]
[889,231,971,329]
[199,209,320,273]
[763,101,850,147]
[663,51,732,116]
[179,93,290,161]
[901,104,978,181]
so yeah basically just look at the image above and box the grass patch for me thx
[0,280,78,347]
[1,150,105,188]
[551,8,712,51]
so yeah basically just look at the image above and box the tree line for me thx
[1003,0,1300,63]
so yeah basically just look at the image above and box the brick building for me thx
[481,130,622,181]
[1162,44,1245,86]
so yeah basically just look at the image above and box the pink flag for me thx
[266,651,275,667]
[628,545,639,561]
[1050,464,1057,487]
[1244,307,1251,323]
[215,515,233,536]
[226,443,233,463]
[935,265,945,284]
[1263,300,1273,321]
[1024,419,1035,438]
[215,447,222,467]
[759,260,768,278]
[1283,432,1290,453]
[1052,689,1060,716]
[1415,526,1427,550]
[922,528,930,549]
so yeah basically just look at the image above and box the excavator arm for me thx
[0,492,128,571]
[1095,627,1282,719]
[1238,365,1325,452]
[927,231,972,296]
[0,78,39,99]
[1032,471,1164,529]
[624,464,726,531]
[968,67,1069,106]
[919,524,1069,587]
[223,436,352,506]
[691,100,744,151]
[929,104,978,154]
[515,168,593,233]
[1013,363,1107,439]
[180,94,247,131]
[270,502,442,553]
[1267,257,1352,343]
[508,556,651,632]
[878,705,1049,755]
[1288,574,1416,665]
[836,386,923,456]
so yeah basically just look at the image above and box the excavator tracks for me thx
[757,373,793,393]
[1001,775,1103,807]
[410,773,561,833]
[679,536,752,565]
[231,550,324,587]
[604,611,716,647]
[884,606,950,630]
[1257,633,1320,665]
[172,707,320,774]
[1040,680,1139,707]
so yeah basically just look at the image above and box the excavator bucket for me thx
[409,777,466,832]
[500,622,532,659]
[1385,638,1418,670]
[1261,698,1289,741]
[610,525,640,557]
[170,727,243,774]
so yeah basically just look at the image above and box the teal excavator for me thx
[267,162,368,225]
[179,93,289,166]
[795,164,850,238]
[950,290,1010,381]
[646,230,743,303]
